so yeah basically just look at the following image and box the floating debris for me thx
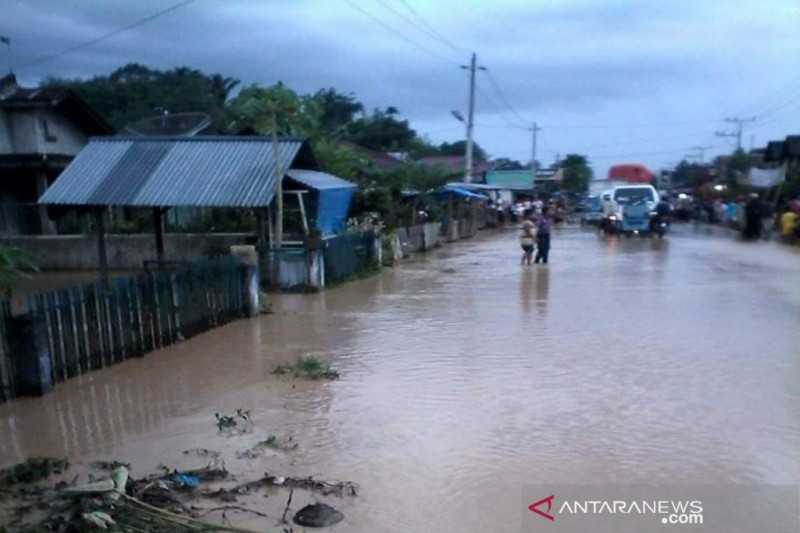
[273,355,340,380]
[0,457,69,487]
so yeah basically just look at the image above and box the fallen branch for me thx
[194,505,270,520]
[264,472,359,497]
[120,493,263,533]
[280,488,294,524]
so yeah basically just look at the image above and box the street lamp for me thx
[451,110,464,123]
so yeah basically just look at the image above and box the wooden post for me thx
[95,209,109,287]
[153,208,165,264]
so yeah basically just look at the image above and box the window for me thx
[41,119,57,143]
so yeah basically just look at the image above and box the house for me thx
[764,135,800,168]
[483,168,564,202]
[0,73,113,234]
[417,155,492,181]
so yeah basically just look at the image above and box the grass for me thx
[273,355,340,380]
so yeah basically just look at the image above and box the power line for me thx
[484,68,529,127]
[18,0,198,69]
[343,0,458,65]
[394,0,466,54]
[372,0,462,60]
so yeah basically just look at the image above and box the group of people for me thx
[519,208,552,265]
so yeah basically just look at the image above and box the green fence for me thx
[0,257,247,403]
[323,231,378,284]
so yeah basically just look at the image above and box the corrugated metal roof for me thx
[286,169,355,190]
[39,136,306,207]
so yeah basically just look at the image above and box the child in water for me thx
[519,215,536,266]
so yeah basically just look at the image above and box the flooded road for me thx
[1,225,799,531]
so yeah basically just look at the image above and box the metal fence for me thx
[322,231,378,284]
[0,257,247,403]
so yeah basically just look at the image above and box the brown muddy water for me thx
[1,225,799,531]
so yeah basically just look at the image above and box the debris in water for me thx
[215,410,254,433]
[0,457,69,487]
[237,435,298,459]
[182,448,221,459]
[272,355,340,380]
[82,510,116,529]
[293,502,344,527]
[262,472,359,497]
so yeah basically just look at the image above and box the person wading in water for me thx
[519,213,536,266]
[534,207,552,264]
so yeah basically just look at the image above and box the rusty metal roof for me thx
[39,136,312,207]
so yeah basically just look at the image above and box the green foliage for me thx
[311,87,364,133]
[272,355,340,380]
[727,148,752,189]
[345,107,416,152]
[226,82,321,136]
[45,63,238,130]
[438,140,488,162]
[561,154,593,193]
[0,457,69,486]
[0,246,38,296]
[312,138,361,178]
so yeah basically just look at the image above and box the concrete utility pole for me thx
[715,116,756,150]
[460,53,485,182]
[270,106,282,249]
[529,122,542,188]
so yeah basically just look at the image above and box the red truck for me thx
[608,164,654,184]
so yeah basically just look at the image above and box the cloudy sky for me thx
[5,0,800,177]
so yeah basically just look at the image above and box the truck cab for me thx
[601,184,659,235]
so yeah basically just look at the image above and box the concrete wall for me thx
[0,109,87,156]
[0,233,255,271]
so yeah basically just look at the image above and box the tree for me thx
[561,154,593,193]
[310,88,363,134]
[493,157,526,170]
[438,140,488,162]
[45,63,239,131]
[345,107,417,152]
[727,148,751,189]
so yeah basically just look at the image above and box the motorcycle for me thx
[650,214,669,238]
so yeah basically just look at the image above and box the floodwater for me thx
[1,225,799,531]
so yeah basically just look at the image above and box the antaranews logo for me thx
[528,494,703,526]
[528,495,556,521]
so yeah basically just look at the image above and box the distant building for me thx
[483,168,564,202]
[0,74,113,234]
[417,155,492,181]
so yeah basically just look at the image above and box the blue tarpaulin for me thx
[285,170,356,235]
[436,184,489,200]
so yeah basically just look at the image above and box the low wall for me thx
[0,233,255,271]
[422,222,441,250]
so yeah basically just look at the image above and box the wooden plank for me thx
[114,283,127,360]
[92,284,106,368]
[50,292,68,382]
[77,286,91,372]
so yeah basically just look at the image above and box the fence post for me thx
[7,312,53,397]
[230,246,259,317]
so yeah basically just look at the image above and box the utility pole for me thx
[529,122,542,188]
[460,52,485,182]
[715,116,756,151]
[0,36,10,74]
[270,107,282,249]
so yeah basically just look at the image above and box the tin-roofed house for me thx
[0,74,113,234]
